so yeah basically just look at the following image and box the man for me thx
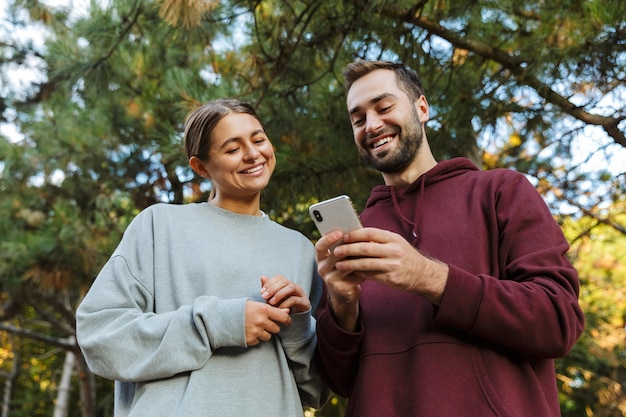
[314,60,585,416]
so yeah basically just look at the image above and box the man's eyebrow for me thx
[348,93,398,116]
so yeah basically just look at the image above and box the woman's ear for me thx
[189,156,211,179]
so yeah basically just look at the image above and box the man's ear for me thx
[415,95,430,124]
[189,156,211,179]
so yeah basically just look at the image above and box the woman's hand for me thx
[244,300,291,346]
[260,275,310,313]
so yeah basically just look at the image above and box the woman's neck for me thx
[208,196,263,217]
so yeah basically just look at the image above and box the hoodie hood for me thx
[361,157,479,245]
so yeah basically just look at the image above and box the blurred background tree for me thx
[0,0,624,415]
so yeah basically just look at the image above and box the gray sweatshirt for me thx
[76,203,329,417]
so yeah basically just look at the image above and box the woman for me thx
[76,99,329,417]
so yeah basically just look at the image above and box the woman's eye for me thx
[226,148,239,154]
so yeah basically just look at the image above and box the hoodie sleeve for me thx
[434,172,585,358]
[315,301,363,398]
[75,209,248,382]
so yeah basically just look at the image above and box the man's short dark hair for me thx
[343,60,426,101]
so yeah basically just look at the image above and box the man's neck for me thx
[382,146,437,188]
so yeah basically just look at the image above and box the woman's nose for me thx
[243,145,260,161]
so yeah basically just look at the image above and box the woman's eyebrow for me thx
[218,129,266,149]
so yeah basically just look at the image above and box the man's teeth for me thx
[242,165,263,174]
[372,137,391,149]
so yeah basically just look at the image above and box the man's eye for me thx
[352,118,364,126]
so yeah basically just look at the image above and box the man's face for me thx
[346,69,427,174]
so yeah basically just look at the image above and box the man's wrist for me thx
[328,297,360,332]
[422,259,449,306]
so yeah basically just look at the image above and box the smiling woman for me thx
[74,98,330,416]
[186,104,276,215]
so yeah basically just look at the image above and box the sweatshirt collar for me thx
[366,157,479,245]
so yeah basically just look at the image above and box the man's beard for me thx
[361,112,423,174]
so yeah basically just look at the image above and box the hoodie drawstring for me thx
[390,175,427,246]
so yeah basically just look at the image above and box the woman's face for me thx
[203,112,275,202]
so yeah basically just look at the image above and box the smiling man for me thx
[313,60,585,417]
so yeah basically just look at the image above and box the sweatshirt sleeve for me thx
[76,211,248,382]
[278,262,331,408]
[434,173,585,358]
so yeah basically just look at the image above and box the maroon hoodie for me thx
[316,158,584,417]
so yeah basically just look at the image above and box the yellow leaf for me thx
[509,133,522,147]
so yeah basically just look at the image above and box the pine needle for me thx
[157,0,218,29]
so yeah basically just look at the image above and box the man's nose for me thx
[365,114,383,134]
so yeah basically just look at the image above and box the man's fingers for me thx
[315,230,344,257]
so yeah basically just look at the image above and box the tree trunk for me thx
[53,336,76,417]
[1,336,19,417]
[75,344,96,417]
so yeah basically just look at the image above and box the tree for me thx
[0,0,624,415]
[1,0,232,414]
[558,202,626,416]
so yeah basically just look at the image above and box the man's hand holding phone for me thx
[314,229,364,332]
[311,196,450,327]
[325,227,451,307]
[310,196,364,331]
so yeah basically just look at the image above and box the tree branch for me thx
[0,323,74,349]
[561,196,626,236]
[394,10,626,148]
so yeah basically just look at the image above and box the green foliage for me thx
[0,0,624,415]
[558,207,626,416]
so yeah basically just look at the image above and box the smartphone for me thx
[309,195,362,237]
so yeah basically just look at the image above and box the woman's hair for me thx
[184,98,262,161]
[342,60,426,101]
[184,98,263,200]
